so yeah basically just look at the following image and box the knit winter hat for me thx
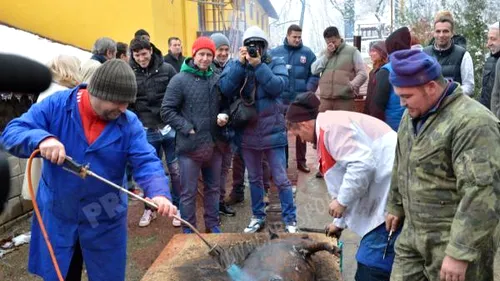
[192,37,216,56]
[389,49,442,87]
[370,41,388,60]
[210,33,230,49]
[385,27,412,55]
[286,92,321,122]
[88,59,137,103]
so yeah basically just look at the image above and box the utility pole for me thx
[390,0,394,32]
[299,0,306,27]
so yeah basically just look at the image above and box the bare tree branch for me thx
[329,0,345,17]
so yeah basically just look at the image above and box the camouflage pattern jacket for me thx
[386,83,500,262]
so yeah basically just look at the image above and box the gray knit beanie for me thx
[210,33,230,49]
[88,59,137,103]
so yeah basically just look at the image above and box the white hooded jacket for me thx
[316,111,397,237]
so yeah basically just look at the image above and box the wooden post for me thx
[353,35,361,51]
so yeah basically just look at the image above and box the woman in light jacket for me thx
[22,55,81,200]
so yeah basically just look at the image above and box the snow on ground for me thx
[0,24,91,65]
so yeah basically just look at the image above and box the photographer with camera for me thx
[219,26,297,233]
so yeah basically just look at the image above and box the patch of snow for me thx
[12,232,31,247]
[0,24,91,65]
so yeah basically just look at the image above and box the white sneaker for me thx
[139,209,157,227]
[285,222,298,233]
[172,210,181,227]
[243,217,265,233]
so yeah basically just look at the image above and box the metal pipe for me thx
[86,170,216,250]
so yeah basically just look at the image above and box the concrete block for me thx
[19,158,27,173]
[8,156,21,177]
[21,198,33,213]
[8,175,21,199]
[0,197,23,225]
[1,212,32,235]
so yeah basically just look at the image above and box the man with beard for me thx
[386,49,500,281]
[1,59,177,281]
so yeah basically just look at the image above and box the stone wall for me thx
[0,156,33,234]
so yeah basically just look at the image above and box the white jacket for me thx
[21,83,68,200]
[316,111,397,237]
[80,59,102,83]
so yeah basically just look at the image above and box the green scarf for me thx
[180,58,214,77]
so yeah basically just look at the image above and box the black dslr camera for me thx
[245,39,264,58]
[247,45,259,58]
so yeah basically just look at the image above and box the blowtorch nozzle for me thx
[62,157,89,179]
[209,244,235,271]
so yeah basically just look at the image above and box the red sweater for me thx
[77,89,107,144]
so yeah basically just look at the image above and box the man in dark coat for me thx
[129,38,181,228]
[161,37,227,234]
[164,37,186,73]
[270,24,319,174]
[219,26,298,234]
[480,22,500,109]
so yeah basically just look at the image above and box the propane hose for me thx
[27,149,227,279]
[27,149,64,281]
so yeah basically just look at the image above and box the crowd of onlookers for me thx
[28,10,500,236]
[7,6,500,280]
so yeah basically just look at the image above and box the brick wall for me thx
[0,156,33,234]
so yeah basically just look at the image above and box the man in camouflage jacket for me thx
[385,49,500,281]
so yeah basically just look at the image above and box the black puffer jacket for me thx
[161,59,225,159]
[164,51,186,73]
[130,53,177,128]
[479,52,500,109]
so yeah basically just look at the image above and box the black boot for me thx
[225,194,244,206]
[219,203,236,216]
[297,162,310,173]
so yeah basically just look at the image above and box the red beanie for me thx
[192,37,216,57]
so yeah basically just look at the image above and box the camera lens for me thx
[247,46,258,58]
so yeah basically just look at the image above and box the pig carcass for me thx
[239,233,341,281]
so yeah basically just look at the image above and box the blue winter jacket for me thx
[269,39,319,104]
[1,85,170,281]
[381,63,405,131]
[219,55,289,150]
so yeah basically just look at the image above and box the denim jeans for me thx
[241,147,296,224]
[178,149,222,232]
[219,143,232,202]
[231,147,271,199]
[145,128,181,208]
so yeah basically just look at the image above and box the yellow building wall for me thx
[202,1,271,36]
[244,1,269,33]
[0,0,199,54]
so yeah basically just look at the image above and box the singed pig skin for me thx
[240,236,340,281]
